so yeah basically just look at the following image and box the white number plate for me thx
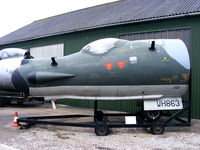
[144,97,183,111]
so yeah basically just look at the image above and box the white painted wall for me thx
[30,43,64,58]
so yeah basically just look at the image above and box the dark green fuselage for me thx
[12,38,190,101]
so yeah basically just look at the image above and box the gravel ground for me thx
[0,101,200,150]
[0,144,19,150]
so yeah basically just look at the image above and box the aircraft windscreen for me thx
[81,38,119,55]
[0,48,27,59]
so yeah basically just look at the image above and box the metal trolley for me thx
[18,95,191,136]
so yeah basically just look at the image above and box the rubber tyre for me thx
[94,122,110,136]
[143,111,161,122]
[150,122,165,135]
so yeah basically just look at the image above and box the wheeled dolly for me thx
[17,98,191,136]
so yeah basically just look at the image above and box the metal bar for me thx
[109,122,191,128]
[164,123,191,127]
[18,118,95,128]
[161,102,190,125]
[103,113,137,116]
[174,117,188,123]
[18,114,92,120]
[109,123,151,128]
[94,100,98,122]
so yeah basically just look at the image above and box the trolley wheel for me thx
[150,122,165,135]
[143,110,161,122]
[94,121,110,136]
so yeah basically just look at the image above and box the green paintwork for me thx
[28,72,74,83]
[17,39,189,89]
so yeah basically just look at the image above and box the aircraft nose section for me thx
[11,69,29,94]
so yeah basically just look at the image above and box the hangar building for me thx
[0,0,200,118]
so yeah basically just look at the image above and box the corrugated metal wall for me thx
[1,15,200,118]
[119,29,191,50]
[30,43,64,58]
[190,16,200,118]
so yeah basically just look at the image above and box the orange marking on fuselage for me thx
[117,61,126,69]
[105,63,113,70]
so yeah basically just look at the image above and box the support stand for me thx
[17,99,191,136]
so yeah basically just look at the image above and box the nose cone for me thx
[11,69,29,94]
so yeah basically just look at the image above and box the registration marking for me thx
[144,97,183,111]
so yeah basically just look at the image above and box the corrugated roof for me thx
[0,0,200,45]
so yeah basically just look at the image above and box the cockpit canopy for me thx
[81,38,124,55]
[0,48,27,59]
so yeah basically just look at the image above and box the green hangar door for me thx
[119,29,191,54]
